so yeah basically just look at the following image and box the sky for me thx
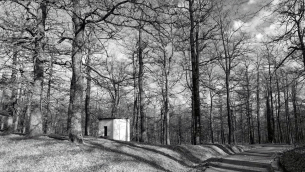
[235,0,280,41]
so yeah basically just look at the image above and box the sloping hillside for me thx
[0,134,253,172]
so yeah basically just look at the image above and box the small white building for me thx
[98,118,130,141]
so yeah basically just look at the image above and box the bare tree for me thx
[214,2,249,144]
[176,0,215,145]
[65,0,133,143]
[275,0,305,68]
[255,54,262,144]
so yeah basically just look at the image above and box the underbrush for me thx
[280,146,305,172]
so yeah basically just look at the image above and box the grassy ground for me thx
[0,134,254,172]
[280,146,305,172]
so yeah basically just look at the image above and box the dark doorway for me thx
[104,126,107,137]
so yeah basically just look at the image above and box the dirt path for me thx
[203,145,291,172]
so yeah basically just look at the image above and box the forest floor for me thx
[0,133,258,172]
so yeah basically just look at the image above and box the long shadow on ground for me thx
[3,136,171,172]
[204,158,273,172]
[238,152,274,157]
[201,144,239,155]
[93,138,203,167]
[86,140,171,172]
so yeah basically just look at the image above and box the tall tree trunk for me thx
[225,70,232,144]
[133,94,138,141]
[270,89,275,142]
[240,105,244,144]
[135,92,140,142]
[276,74,283,143]
[219,94,225,144]
[250,103,255,143]
[110,84,120,118]
[68,0,84,143]
[44,54,53,134]
[28,0,47,136]
[1,74,12,133]
[67,75,74,133]
[191,96,195,144]
[164,73,170,145]
[132,52,137,140]
[163,48,170,145]
[24,90,32,134]
[85,52,91,136]
[14,82,22,132]
[266,90,274,143]
[292,80,299,143]
[256,69,261,143]
[267,58,275,143]
[284,74,291,143]
[160,107,164,144]
[189,0,201,145]
[138,22,147,143]
[178,115,182,144]
[209,90,214,143]
[11,42,19,132]
[219,12,232,144]
[246,68,254,144]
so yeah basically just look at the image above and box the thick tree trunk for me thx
[44,54,53,134]
[110,84,120,118]
[267,58,275,143]
[29,56,44,136]
[138,24,147,142]
[24,91,32,134]
[189,0,201,145]
[67,75,74,133]
[14,82,22,132]
[68,0,84,143]
[11,44,19,133]
[28,1,47,137]
[266,91,274,143]
[162,48,170,145]
[1,74,13,133]
[178,115,182,144]
[219,11,232,144]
